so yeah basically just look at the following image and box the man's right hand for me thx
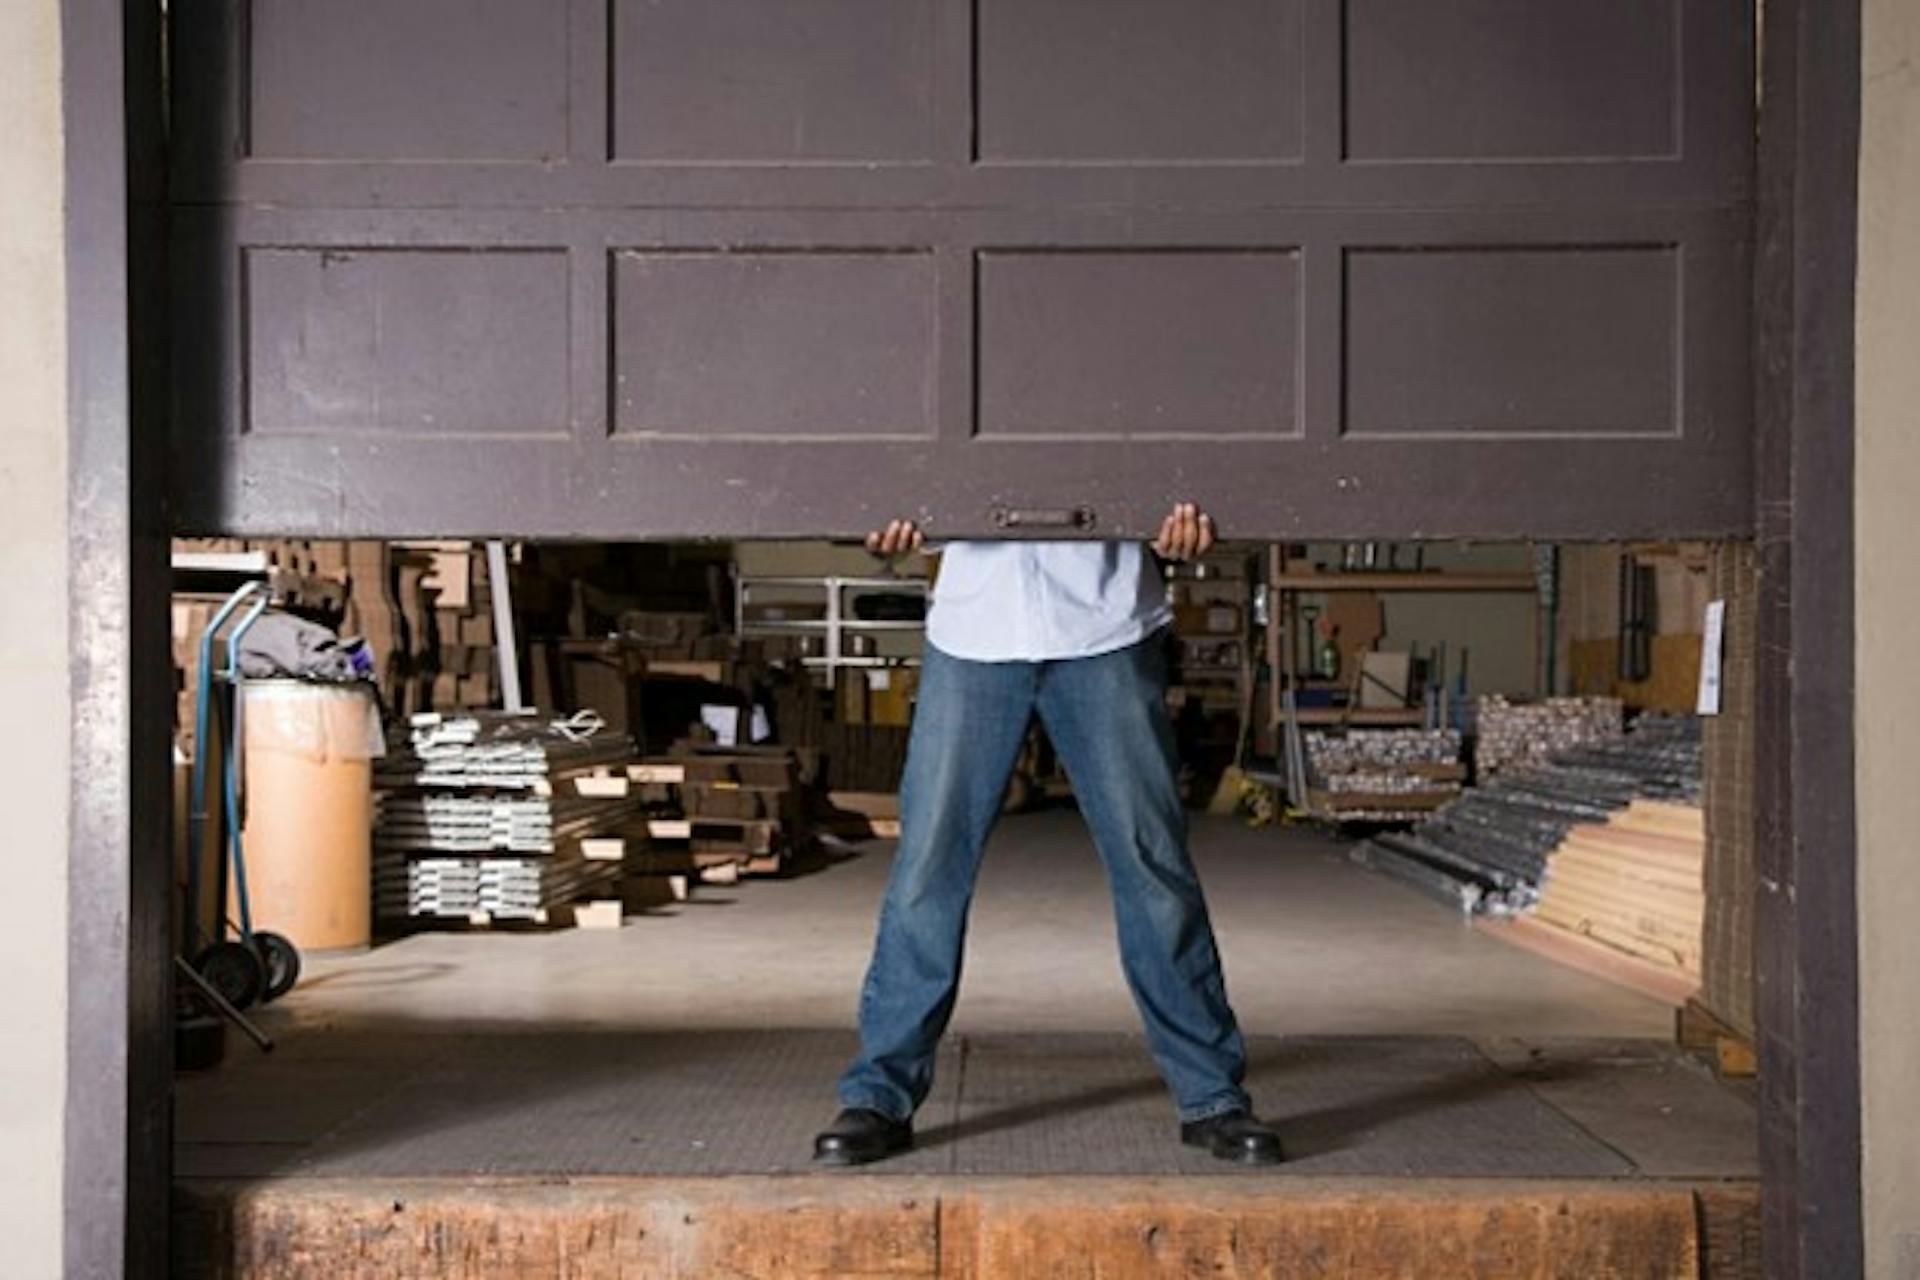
[864,519,925,560]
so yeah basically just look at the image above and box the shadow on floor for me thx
[175,1024,1753,1182]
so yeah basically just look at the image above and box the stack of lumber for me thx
[1513,799,1705,1002]
[374,712,643,924]
[1474,695,1624,782]
[1303,729,1464,820]
[633,745,813,879]
[375,712,636,792]
[387,855,629,924]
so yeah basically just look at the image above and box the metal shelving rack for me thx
[1266,548,1541,733]
[734,574,929,681]
[1264,545,1542,818]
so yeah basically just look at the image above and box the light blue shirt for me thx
[925,541,1173,663]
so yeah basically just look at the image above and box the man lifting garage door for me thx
[815,504,1283,1168]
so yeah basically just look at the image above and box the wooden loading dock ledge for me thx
[175,1175,1760,1279]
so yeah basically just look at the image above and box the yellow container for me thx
[234,681,381,952]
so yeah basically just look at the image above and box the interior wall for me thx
[1372,543,1536,697]
[1554,543,1713,710]
[1291,542,1537,695]
[0,0,70,1272]
[1855,0,1920,1269]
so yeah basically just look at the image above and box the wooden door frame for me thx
[59,0,1864,1275]
[61,0,171,1274]
[1749,0,1864,1273]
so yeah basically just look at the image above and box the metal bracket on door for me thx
[989,506,1096,534]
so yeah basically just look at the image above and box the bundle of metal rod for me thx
[374,793,643,854]
[1352,716,1701,914]
[1347,839,1484,913]
[373,710,643,921]
[1321,771,1460,796]
[1305,729,1462,775]
[373,850,622,920]
[1299,728,1465,820]
[1473,695,1625,781]
[373,711,637,791]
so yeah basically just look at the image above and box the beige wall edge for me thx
[0,0,71,1275]
[1856,0,1920,1274]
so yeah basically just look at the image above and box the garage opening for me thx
[168,534,1760,1273]
[146,0,1781,1270]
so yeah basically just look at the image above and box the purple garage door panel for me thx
[612,252,938,440]
[611,0,937,163]
[246,248,572,437]
[246,0,569,162]
[170,0,1752,539]
[977,252,1301,439]
[1344,247,1680,439]
[1344,0,1679,161]
[976,0,1305,163]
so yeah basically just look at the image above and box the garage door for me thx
[168,0,1752,540]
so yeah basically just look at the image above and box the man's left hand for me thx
[1153,502,1215,562]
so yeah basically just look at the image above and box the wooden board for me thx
[1476,915,1701,1006]
[573,900,623,930]
[172,1175,1708,1279]
[1550,857,1702,901]
[1537,879,1705,945]
[1676,998,1759,1079]
[1534,902,1701,974]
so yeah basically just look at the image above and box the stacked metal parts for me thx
[374,712,642,922]
[1351,715,1703,920]
[1301,729,1466,822]
[1473,695,1626,782]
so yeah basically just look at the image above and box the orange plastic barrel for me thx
[233,680,380,951]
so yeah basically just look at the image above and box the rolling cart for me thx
[183,581,303,1011]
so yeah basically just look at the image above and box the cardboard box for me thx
[1175,603,1243,635]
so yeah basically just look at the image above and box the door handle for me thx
[990,506,1096,532]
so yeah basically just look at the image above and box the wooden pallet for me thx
[379,902,601,931]
[624,847,753,876]
[1677,999,1759,1078]
[647,814,802,858]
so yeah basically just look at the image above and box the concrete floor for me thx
[174,808,1757,1267]
[270,809,1673,1040]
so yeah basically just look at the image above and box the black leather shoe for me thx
[1180,1110,1285,1165]
[813,1107,913,1166]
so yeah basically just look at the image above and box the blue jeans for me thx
[836,632,1251,1124]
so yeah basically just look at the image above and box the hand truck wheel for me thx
[194,940,266,1011]
[255,931,302,1003]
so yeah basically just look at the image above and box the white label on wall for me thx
[1697,600,1727,716]
[700,704,740,746]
